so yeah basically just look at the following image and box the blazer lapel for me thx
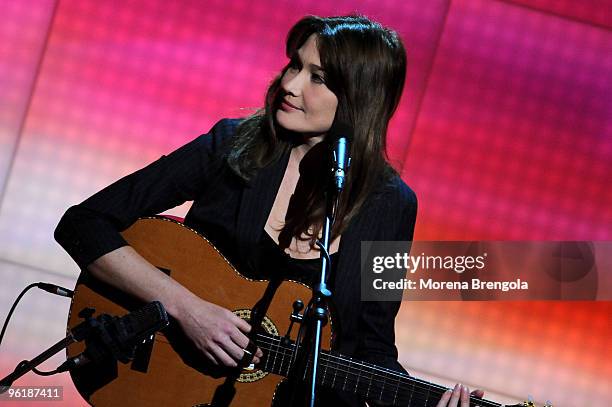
[236,150,291,251]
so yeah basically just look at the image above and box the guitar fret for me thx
[322,356,328,386]
[379,374,386,401]
[270,336,278,374]
[284,357,291,377]
[365,367,372,399]
[285,341,295,377]
[263,343,270,372]
[285,348,293,377]
[332,356,376,400]
[407,381,414,407]
[332,361,338,388]
[367,363,377,398]
[354,364,361,393]
[278,345,288,376]
[392,375,401,405]
[276,334,285,375]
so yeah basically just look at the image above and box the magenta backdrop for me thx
[0,1,610,406]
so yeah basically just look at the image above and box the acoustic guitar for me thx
[66,216,551,407]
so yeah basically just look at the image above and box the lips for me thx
[281,99,303,111]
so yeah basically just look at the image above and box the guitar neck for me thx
[256,333,503,407]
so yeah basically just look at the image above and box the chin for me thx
[276,111,302,133]
[275,110,328,135]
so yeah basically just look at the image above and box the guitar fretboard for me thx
[255,333,503,407]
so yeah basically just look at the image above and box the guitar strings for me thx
[315,352,500,407]
[253,333,498,407]
[252,334,502,407]
[255,333,428,390]
[255,332,434,388]
[254,336,498,407]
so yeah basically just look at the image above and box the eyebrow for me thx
[291,53,326,73]
[309,63,325,73]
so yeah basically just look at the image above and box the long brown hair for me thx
[227,15,407,247]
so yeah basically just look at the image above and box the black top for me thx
[54,118,418,405]
[251,231,339,286]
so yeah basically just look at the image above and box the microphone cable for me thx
[0,282,74,350]
[0,282,74,377]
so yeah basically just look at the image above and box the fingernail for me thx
[454,383,460,391]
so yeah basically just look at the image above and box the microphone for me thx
[58,301,168,372]
[329,120,353,191]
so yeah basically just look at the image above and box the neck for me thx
[302,133,325,147]
[292,134,326,161]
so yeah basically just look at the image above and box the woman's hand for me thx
[175,295,263,367]
[435,384,485,407]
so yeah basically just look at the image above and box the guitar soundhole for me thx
[232,309,278,383]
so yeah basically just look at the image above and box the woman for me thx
[55,15,479,406]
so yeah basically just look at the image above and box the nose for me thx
[282,69,306,97]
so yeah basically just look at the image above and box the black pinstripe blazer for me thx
[55,118,418,380]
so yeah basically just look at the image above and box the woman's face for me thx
[276,34,338,137]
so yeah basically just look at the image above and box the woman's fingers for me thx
[208,342,240,367]
[232,313,253,333]
[435,389,452,407]
[229,328,263,363]
[471,389,485,398]
[436,384,470,407]
[177,298,265,367]
[202,349,219,366]
[448,384,462,406]
[221,335,251,363]
[229,313,264,363]
[461,385,470,406]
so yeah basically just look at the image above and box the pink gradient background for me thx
[0,0,610,406]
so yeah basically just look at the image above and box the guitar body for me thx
[65,217,551,407]
[66,217,332,406]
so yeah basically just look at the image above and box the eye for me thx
[311,73,325,84]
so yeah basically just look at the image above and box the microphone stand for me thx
[287,139,346,407]
[0,314,96,392]
[305,189,336,407]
